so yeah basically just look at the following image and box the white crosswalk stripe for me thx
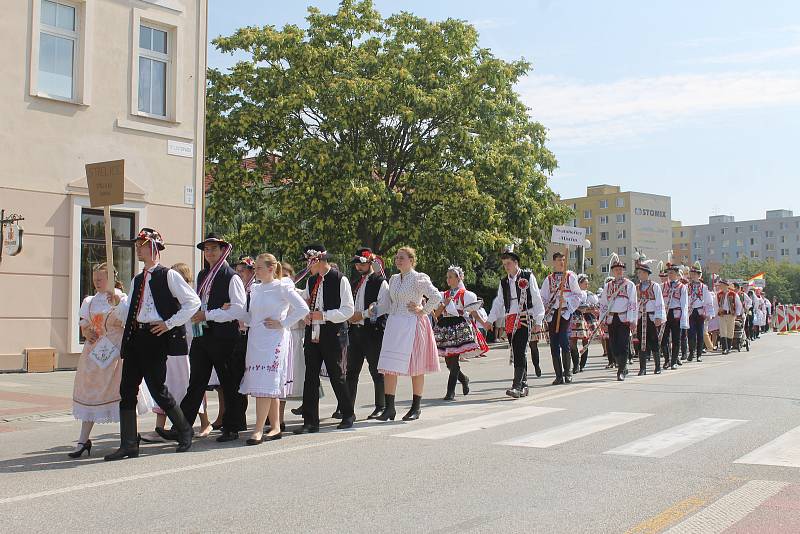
[734,425,800,467]
[497,412,652,448]
[605,417,747,458]
[394,405,563,440]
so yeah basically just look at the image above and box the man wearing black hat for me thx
[158,233,247,444]
[686,262,715,362]
[105,228,200,460]
[634,260,665,375]
[345,248,389,419]
[662,264,689,370]
[294,245,357,433]
[485,245,545,398]
[600,254,638,381]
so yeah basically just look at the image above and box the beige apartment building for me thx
[0,0,208,371]
[561,185,672,277]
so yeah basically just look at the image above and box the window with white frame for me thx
[617,246,626,255]
[600,231,609,241]
[765,230,775,238]
[138,24,169,117]
[617,229,626,240]
[751,251,759,258]
[766,243,776,251]
[780,235,786,243]
[599,215,609,225]
[615,197,624,208]
[600,265,608,273]
[599,199,608,209]
[585,226,592,236]
[721,227,727,235]
[781,248,789,256]
[600,247,610,257]
[583,209,592,219]
[38,0,78,99]
[616,214,626,223]
[750,224,759,232]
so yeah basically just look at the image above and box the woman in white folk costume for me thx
[239,254,309,444]
[599,254,638,381]
[685,261,715,362]
[752,288,766,338]
[432,266,484,401]
[70,264,132,457]
[569,273,598,373]
[633,258,665,375]
[371,246,443,421]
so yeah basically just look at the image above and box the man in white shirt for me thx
[634,260,665,375]
[295,244,356,434]
[106,228,200,460]
[716,280,743,354]
[686,261,715,362]
[345,247,389,420]
[485,245,545,398]
[600,254,637,381]
[539,252,582,385]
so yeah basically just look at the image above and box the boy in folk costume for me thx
[634,258,665,375]
[657,263,671,368]
[686,261,715,362]
[662,263,689,369]
[539,252,582,384]
[485,245,545,399]
[106,228,200,460]
[346,248,389,419]
[679,266,691,360]
[717,280,743,354]
[599,254,637,381]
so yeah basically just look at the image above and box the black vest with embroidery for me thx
[306,269,349,342]
[501,270,535,313]
[353,272,387,329]
[121,265,188,358]
[196,262,240,340]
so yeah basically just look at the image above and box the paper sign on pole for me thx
[86,160,124,208]
[551,225,587,246]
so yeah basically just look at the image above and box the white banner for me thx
[551,225,586,246]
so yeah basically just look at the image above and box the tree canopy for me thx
[205,0,569,279]
[719,258,800,304]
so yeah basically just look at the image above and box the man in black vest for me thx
[483,245,545,399]
[157,234,247,444]
[105,228,200,460]
[294,244,356,434]
[345,247,389,419]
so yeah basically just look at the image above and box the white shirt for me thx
[600,277,638,325]
[201,274,247,323]
[301,269,355,323]
[687,280,716,318]
[486,269,545,324]
[373,270,443,317]
[740,291,753,310]
[663,279,689,329]
[116,263,200,330]
[636,280,666,322]
[441,287,479,317]
[539,271,582,321]
[352,273,389,325]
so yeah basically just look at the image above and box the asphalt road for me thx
[2,333,800,533]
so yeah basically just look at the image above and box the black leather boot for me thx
[166,406,193,453]
[402,394,422,421]
[376,394,396,421]
[367,382,386,419]
[104,409,139,461]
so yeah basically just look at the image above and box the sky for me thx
[207,0,800,226]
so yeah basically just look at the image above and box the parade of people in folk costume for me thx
[63,226,778,460]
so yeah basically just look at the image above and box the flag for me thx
[748,272,765,281]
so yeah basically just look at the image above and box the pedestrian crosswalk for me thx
[382,404,800,468]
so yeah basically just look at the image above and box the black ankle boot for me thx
[105,409,139,461]
[402,394,422,421]
[166,406,193,453]
[377,394,396,421]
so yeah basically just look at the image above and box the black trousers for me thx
[688,309,705,355]
[636,314,660,371]
[181,333,243,433]
[529,340,541,370]
[661,310,682,365]
[548,317,571,379]
[608,315,630,373]
[303,327,353,426]
[119,328,176,411]
[345,325,384,410]
[445,355,468,394]
[509,326,529,389]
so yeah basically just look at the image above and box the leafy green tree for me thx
[718,258,800,303]
[205,0,569,277]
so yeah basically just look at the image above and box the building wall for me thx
[0,0,208,371]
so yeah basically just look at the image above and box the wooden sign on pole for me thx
[85,160,124,293]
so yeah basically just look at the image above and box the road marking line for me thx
[625,492,712,534]
[497,412,652,448]
[394,405,563,440]
[605,417,747,458]
[661,480,788,534]
[735,424,800,467]
[0,435,364,505]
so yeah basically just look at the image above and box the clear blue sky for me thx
[207,1,800,226]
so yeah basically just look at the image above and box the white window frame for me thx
[130,9,182,123]
[617,229,626,240]
[600,231,609,241]
[617,246,626,255]
[615,197,624,208]
[29,0,92,105]
[616,213,626,223]
[583,209,592,219]
[599,199,608,209]
[599,215,609,225]
[68,196,146,353]
[600,247,610,258]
